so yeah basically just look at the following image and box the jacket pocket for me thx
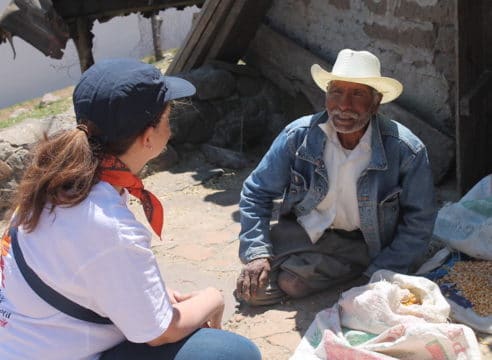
[285,168,307,203]
[378,187,402,246]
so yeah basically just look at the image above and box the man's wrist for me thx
[246,254,272,263]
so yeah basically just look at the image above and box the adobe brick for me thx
[363,22,436,49]
[364,0,387,15]
[394,0,454,24]
[329,0,350,10]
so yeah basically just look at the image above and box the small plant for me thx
[0,97,72,129]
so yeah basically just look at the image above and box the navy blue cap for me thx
[73,58,196,142]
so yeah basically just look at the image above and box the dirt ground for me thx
[129,147,491,360]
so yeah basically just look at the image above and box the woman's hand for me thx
[166,287,198,304]
[166,287,181,304]
[166,287,224,329]
[206,300,224,329]
[149,286,225,346]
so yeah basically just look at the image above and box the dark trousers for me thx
[247,215,370,305]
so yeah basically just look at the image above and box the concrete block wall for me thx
[265,0,457,137]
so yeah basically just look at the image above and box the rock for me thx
[46,113,76,135]
[145,145,179,175]
[0,161,13,181]
[206,60,260,77]
[39,93,60,107]
[170,100,217,144]
[194,168,225,183]
[0,111,75,147]
[268,113,289,139]
[183,65,236,100]
[237,75,262,97]
[200,144,249,169]
[0,179,17,213]
[0,117,51,146]
[9,108,29,118]
[6,147,30,181]
[0,141,15,161]
[210,95,269,149]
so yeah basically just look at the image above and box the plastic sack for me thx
[290,306,481,360]
[339,270,450,334]
[433,174,492,260]
[290,270,481,360]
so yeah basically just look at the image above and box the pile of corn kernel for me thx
[439,260,492,317]
[400,291,421,306]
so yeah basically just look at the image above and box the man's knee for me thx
[277,270,314,299]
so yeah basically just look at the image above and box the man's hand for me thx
[236,258,271,301]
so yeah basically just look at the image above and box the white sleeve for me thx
[75,226,173,343]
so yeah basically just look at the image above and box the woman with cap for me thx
[0,59,261,360]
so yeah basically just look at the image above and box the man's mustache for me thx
[330,109,359,120]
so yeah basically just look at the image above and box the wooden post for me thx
[151,14,163,61]
[71,17,95,72]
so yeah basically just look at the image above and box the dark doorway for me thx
[456,0,492,194]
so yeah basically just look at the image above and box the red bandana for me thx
[98,155,164,238]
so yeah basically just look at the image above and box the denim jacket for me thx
[239,111,437,276]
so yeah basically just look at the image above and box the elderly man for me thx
[236,49,437,305]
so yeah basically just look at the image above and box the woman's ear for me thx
[140,126,155,151]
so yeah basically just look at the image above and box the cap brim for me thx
[311,64,403,104]
[163,76,196,102]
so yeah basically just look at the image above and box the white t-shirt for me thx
[0,182,173,360]
[298,120,372,242]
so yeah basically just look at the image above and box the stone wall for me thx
[264,0,456,137]
[174,61,306,150]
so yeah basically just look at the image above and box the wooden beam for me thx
[206,0,272,62]
[167,0,272,74]
[0,0,69,59]
[167,0,228,74]
[245,24,330,108]
[53,0,205,21]
[245,24,455,184]
[176,0,234,73]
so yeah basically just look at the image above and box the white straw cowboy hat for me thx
[311,49,403,104]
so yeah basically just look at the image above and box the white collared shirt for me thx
[298,120,372,243]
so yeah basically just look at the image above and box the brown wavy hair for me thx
[11,103,168,232]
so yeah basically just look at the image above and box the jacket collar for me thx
[296,111,327,166]
[367,114,388,171]
[296,111,388,171]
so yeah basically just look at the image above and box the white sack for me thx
[339,270,450,334]
[291,271,481,360]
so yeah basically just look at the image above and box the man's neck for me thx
[337,123,370,150]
